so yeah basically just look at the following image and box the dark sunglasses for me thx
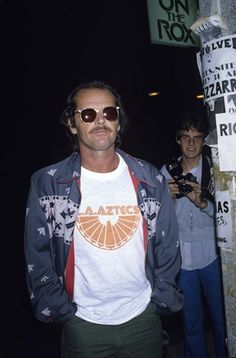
[74,106,119,124]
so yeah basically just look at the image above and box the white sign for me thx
[197,34,236,104]
[216,112,236,171]
[215,190,232,248]
[146,0,199,47]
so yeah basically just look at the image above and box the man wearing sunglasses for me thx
[161,111,227,358]
[24,80,183,358]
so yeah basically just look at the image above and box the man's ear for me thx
[176,136,180,145]
[68,117,77,134]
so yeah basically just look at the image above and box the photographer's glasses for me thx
[74,106,119,124]
[180,135,204,144]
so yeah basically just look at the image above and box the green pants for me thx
[61,302,163,358]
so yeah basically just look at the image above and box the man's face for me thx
[69,88,120,154]
[178,128,205,160]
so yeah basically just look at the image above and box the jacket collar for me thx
[117,149,159,188]
[56,149,158,188]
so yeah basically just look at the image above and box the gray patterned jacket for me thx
[24,149,184,323]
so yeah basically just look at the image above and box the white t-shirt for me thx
[73,154,152,325]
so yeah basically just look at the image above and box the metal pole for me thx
[191,1,236,356]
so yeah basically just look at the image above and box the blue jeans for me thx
[178,257,227,358]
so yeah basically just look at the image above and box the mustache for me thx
[89,126,112,134]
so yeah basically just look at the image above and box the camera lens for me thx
[178,183,193,195]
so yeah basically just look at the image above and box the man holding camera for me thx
[161,111,227,358]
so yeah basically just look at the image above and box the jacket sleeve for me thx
[151,176,184,314]
[24,176,77,323]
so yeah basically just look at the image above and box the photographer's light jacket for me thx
[24,149,183,323]
[161,155,217,271]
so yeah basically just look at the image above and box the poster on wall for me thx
[196,33,236,146]
[215,190,233,248]
[216,112,236,171]
[197,34,236,106]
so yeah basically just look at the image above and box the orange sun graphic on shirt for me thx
[76,208,140,250]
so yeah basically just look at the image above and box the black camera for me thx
[166,159,197,198]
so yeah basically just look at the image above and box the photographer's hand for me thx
[167,179,180,199]
[186,181,208,209]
